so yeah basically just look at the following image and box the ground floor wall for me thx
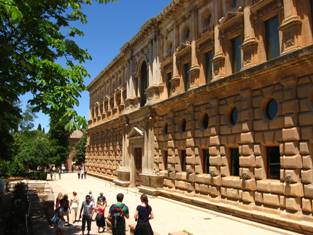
[153,75,313,222]
[86,53,313,232]
[85,127,123,178]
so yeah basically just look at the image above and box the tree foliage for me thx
[75,133,87,164]
[19,104,37,132]
[0,0,115,159]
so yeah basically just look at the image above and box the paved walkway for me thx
[49,173,300,235]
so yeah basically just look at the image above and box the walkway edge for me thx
[138,186,312,235]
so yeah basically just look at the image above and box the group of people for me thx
[51,191,154,235]
[48,165,64,180]
[77,166,87,179]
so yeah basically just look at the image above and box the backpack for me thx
[111,204,126,229]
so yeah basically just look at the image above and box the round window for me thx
[266,99,278,120]
[202,114,209,129]
[230,107,238,125]
[181,119,186,132]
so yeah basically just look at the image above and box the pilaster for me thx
[242,2,258,68]
[190,8,200,88]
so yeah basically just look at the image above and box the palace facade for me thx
[87,0,313,233]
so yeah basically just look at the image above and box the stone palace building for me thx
[86,0,313,233]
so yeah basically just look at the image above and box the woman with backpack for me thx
[134,194,154,235]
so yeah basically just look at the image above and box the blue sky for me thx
[21,0,171,130]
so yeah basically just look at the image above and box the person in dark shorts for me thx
[134,194,154,235]
[109,193,129,235]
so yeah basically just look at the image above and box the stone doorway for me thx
[134,147,142,186]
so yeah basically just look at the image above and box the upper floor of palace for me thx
[88,0,313,128]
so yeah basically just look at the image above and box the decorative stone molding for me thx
[280,16,302,54]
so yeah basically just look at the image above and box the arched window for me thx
[201,11,211,32]
[166,41,173,57]
[182,26,190,42]
[140,62,148,107]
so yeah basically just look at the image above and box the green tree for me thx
[37,124,42,132]
[0,0,115,159]
[75,133,87,164]
[19,104,37,132]
[49,113,71,165]
[0,101,20,160]
[11,130,54,175]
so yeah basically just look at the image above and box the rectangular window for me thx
[166,72,172,96]
[230,148,240,176]
[204,52,213,83]
[183,63,191,91]
[266,146,280,180]
[231,36,242,73]
[180,150,187,172]
[163,150,168,170]
[265,16,280,60]
[202,149,210,174]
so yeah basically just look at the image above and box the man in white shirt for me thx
[79,195,95,235]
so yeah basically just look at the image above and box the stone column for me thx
[212,1,225,80]
[172,24,180,94]
[141,113,163,188]
[143,126,149,173]
[190,8,200,87]
[242,2,258,68]
[280,0,302,53]
[148,39,153,87]
[114,120,131,187]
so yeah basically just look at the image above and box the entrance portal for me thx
[134,147,142,186]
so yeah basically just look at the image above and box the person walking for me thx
[55,193,63,209]
[77,166,81,179]
[80,167,84,180]
[134,194,154,235]
[60,194,70,225]
[58,167,62,180]
[70,192,79,223]
[79,195,95,235]
[95,199,106,233]
[88,190,94,203]
[97,192,106,204]
[109,193,129,235]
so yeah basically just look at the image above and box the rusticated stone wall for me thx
[153,73,313,218]
[85,126,123,179]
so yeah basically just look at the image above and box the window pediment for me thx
[219,12,243,40]
[128,127,144,139]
